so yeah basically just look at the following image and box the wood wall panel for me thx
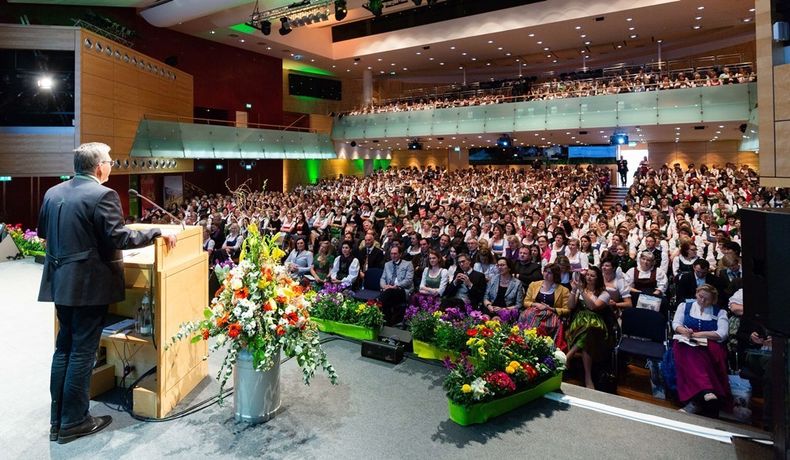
[775,64,790,122]
[390,149,451,169]
[647,141,758,170]
[79,29,193,174]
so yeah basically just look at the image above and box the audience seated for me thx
[672,284,731,416]
[482,257,524,320]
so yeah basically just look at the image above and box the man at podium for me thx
[37,142,176,444]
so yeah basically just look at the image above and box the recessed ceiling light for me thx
[626,17,633,21]
[210,30,215,34]
[544,47,549,51]
[266,46,272,50]
[332,65,336,68]
[505,52,511,56]
[528,33,535,37]
[697,6,704,10]
[367,66,372,69]
[580,34,587,38]
[458,66,463,69]
[346,69,350,72]
[546,54,551,57]
[462,52,467,55]
[240,39,245,43]
[742,18,751,22]
[692,25,701,30]
[695,16,702,20]
[471,57,477,60]
[584,41,591,45]
[497,47,503,50]
[416,51,421,55]
[377,58,382,61]
[581,49,586,53]
[630,34,638,38]
[537,41,543,44]
[575,26,581,30]
[486,62,491,66]
[628,27,635,31]
[391,62,395,66]
[657,39,663,43]
[617,44,622,48]
[718,125,724,128]
[380,70,385,74]
[487,40,494,44]
[749,8,755,12]
[552,59,557,63]
[439,62,445,65]
[310,59,315,62]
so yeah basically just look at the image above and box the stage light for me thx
[609,133,629,145]
[261,19,271,35]
[335,0,347,20]
[279,16,292,35]
[365,0,383,17]
[497,134,511,148]
[36,76,54,90]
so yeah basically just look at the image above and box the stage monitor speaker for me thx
[361,339,404,364]
[738,208,790,335]
[0,236,22,263]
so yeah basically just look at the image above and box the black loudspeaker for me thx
[361,340,404,364]
[739,208,790,335]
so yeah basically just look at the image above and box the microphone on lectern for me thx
[129,188,184,229]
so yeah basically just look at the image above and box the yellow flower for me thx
[466,337,477,347]
[509,361,521,369]
[477,347,487,357]
[432,311,442,318]
[461,384,472,393]
[525,328,538,339]
[510,325,520,335]
[247,222,259,235]
[505,366,516,374]
[485,320,500,330]
[543,336,554,346]
[356,304,366,315]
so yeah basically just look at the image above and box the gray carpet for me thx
[0,259,766,460]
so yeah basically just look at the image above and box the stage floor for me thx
[1,259,767,460]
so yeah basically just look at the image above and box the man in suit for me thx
[38,143,176,444]
[676,259,726,308]
[513,247,542,285]
[617,158,629,185]
[356,231,385,281]
[379,245,414,326]
[443,253,487,309]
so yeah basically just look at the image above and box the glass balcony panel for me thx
[658,87,702,124]
[457,106,490,135]
[544,98,581,130]
[580,94,619,128]
[702,84,752,122]
[617,92,659,126]
[484,104,517,133]
[514,103,546,131]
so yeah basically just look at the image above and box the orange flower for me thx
[216,314,229,328]
[285,311,299,325]
[228,323,242,339]
[276,295,288,304]
[202,329,210,340]
[275,325,286,336]
[235,287,249,299]
[292,285,303,295]
[261,267,273,281]
[263,299,276,311]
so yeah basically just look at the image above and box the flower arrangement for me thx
[213,258,235,283]
[169,223,338,397]
[308,286,385,330]
[405,299,488,354]
[443,321,566,406]
[5,224,46,256]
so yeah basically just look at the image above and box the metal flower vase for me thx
[233,348,281,423]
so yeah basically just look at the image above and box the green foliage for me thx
[408,310,438,342]
[433,320,469,352]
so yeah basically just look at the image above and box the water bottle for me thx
[137,292,153,336]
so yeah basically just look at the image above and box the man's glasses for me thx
[100,160,114,166]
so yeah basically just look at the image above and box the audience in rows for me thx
[346,65,756,115]
[147,160,786,419]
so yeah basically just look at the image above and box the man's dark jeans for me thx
[51,304,108,429]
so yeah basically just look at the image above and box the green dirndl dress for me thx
[566,291,615,359]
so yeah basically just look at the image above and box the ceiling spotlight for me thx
[261,19,271,35]
[335,0,347,21]
[36,76,54,90]
[279,17,292,35]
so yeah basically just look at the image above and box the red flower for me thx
[276,295,288,304]
[228,323,242,339]
[235,287,249,299]
[484,371,516,392]
[275,325,286,336]
[523,363,539,380]
[481,328,494,338]
[292,285,303,295]
[202,329,210,340]
[466,328,478,337]
[216,314,229,328]
[285,311,299,325]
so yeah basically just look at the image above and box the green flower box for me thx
[448,372,563,426]
[311,318,378,341]
[412,339,458,361]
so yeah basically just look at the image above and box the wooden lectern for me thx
[75,224,209,418]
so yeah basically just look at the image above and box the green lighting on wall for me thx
[305,159,321,184]
[372,159,390,170]
[284,59,335,77]
[229,23,257,35]
[352,159,365,173]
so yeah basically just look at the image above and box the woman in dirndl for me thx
[672,284,731,417]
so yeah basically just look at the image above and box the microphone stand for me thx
[129,189,185,230]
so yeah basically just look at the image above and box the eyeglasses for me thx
[100,160,113,166]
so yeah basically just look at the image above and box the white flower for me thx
[216,334,227,346]
[553,349,567,365]
[230,277,243,291]
[471,377,488,400]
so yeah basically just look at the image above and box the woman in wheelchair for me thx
[566,266,617,389]
[672,284,731,417]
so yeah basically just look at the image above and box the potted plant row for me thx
[443,321,566,426]
[306,285,384,341]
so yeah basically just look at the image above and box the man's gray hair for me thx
[74,142,111,174]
